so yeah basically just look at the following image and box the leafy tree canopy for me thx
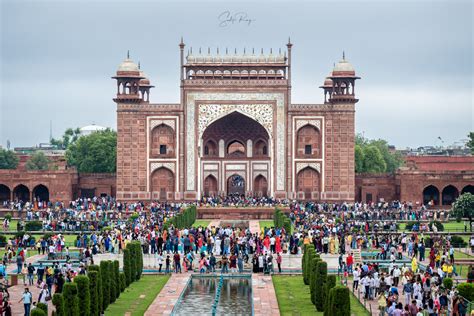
[25,151,51,171]
[467,132,474,154]
[355,134,404,174]
[0,148,19,169]
[65,129,116,173]
[51,127,81,150]
[452,193,474,221]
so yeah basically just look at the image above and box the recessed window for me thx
[159,145,167,155]
[305,145,312,155]
[263,146,267,155]
[204,146,209,156]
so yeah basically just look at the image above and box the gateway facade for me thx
[113,40,360,201]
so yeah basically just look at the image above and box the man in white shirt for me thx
[353,268,360,291]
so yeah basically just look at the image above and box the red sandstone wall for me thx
[77,173,116,198]
[355,173,399,202]
[404,156,474,171]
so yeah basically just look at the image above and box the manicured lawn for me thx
[454,250,473,259]
[443,221,467,232]
[455,264,470,280]
[260,220,274,229]
[105,274,170,316]
[192,220,211,228]
[272,275,369,316]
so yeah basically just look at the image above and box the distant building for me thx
[79,124,107,136]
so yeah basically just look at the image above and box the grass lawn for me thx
[192,220,211,228]
[272,275,369,316]
[105,274,170,316]
[454,250,473,259]
[259,220,274,229]
[454,264,470,279]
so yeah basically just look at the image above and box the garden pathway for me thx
[144,273,190,315]
[252,274,280,316]
[249,220,261,234]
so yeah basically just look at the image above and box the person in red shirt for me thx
[346,253,354,274]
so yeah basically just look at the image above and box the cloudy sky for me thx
[1,0,472,149]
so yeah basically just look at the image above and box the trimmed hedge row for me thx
[164,205,197,230]
[53,258,131,316]
[302,245,350,314]
[274,208,292,234]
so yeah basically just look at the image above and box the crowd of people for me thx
[1,195,472,316]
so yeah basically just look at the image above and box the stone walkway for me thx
[4,254,54,315]
[249,220,261,234]
[144,273,190,316]
[252,274,280,316]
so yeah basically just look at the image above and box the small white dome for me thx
[333,59,355,72]
[80,124,107,135]
[117,58,139,72]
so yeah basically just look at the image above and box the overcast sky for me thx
[1,0,472,149]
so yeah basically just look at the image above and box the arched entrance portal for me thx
[442,185,459,205]
[13,184,30,202]
[33,184,49,202]
[423,185,440,206]
[151,168,175,200]
[297,167,320,200]
[203,175,218,197]
[227,174,245,196]
[254,175,268,197]
[0,184,10,203]
[461,185,474,195]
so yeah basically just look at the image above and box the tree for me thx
[119,272,126,292]
[114,260,121,300]
[65,129,116,173]
[88,271,99,316]
[327,286,351,316]
[0,148,19,169]
[363,145,386,173]
[52,293,65,316]
[51,127,81,150]
[123,248,132,286]
[25,151,51,170]
[354,134,403,174]
[452,193,474,221]
[323,275,337,316]
[314,261,328,311]
[74,275,90,316]
[88,265,102,314]
[63,283,80,316]
[109,261,117,304]
[467,132,474,154]
[355,145,364,173]
[100,261,110,311]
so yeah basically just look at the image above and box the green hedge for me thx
[113,260,120,300]
[123,248,132,286]
[52,293,65,316]
[315,261,328,311]
[74,275,90,316]
[323,275,337,316]
[327,285,350,316]
[37,302,48,314]
[119,272,126,292]
[100,261,110,311]
[429,221,444,232]
[443,277,453,290]
[88,271,99,316]
[109,261,117,304]
[310,257,320,306]
[25,220,43,231]
[88,265,102,314]
[167,205,197,229]
[63,283,80,316]
[451,235,468,247]
[31,309,46,316]
[458,283,474,301]
[274,208,291,234]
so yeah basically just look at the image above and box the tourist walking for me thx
[18,288,32,316]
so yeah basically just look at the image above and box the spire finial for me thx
[180,36,184,44]
[190,47,193,54]
[127,50,130,59]
[270,48,273,54]
[334,62,336,68]
[199,47,202,54]
[217,47,220,54]
[226,47,228,54]
[234,48,237,54]
[138,61,141,69]
[288,37,291,44]
[261,48,263,54]
[252,48,255,54]
[243,47,246,54]
[279,48,282,54]
[343,50,345,60]
[208,47,211,54]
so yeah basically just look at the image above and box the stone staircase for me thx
[352,248,362,264]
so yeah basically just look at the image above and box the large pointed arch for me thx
[423,185,440,206]
[13,184,30,202]
[441,185,459,205]
[0,184,10,203]
[151,167,175,200]
[33,184,49,202]
[297,167,320,200]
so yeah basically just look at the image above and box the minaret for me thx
[111,51,144,104]
[138,62,155,103]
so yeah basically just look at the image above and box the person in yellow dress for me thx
[329,235,335,254]
[411,255,418,273]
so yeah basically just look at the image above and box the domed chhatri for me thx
[332,52,356,77]
[115,51,142,77]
